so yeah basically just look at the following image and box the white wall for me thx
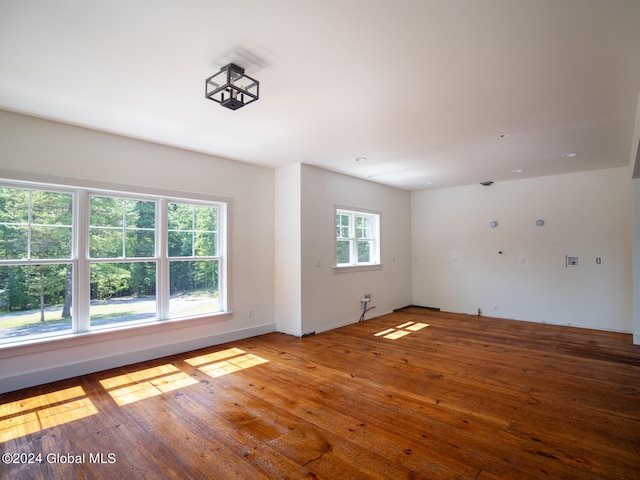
[630,91,640,344]
[274,164,302,336]
[412,167,633,332]
[299,165,412,335]
[0,110,275,392]
[633,178,640,343]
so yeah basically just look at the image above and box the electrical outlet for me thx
[566,255,579,267]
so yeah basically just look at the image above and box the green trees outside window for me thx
[335,208,380,267]
[168,202,219,318]
[0,183,226,344]
[0,187,73,338]
[89,196,157,327]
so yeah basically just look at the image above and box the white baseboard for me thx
[0,323,275,394]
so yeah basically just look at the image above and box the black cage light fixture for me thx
[205,63,259,110]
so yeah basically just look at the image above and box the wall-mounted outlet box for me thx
[566,255,580,267]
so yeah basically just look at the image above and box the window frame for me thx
[165,199,224,319]
[0,177,230,347]
[333,205,381,272]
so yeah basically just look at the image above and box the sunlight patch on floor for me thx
[1,346,270,441]
[99,364,199,406]
[384,330,412,339]
[185,348,268,379]
[0,386,98,442]
[374,321,430,340]
[374,328,396,337]
[405,322,429,331]
[185,347,247,366]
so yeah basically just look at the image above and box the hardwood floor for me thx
[2,308,639,479]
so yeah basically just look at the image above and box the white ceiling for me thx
[1,0,639,191]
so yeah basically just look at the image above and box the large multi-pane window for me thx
[0,181,227,345]
[335,208,380,267]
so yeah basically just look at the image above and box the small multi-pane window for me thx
[0,181,227,345]
[168,203,217,257]
[335,208,380,267]
[168,202,220,318]
[89,196,156,258]
[0,187,73,260]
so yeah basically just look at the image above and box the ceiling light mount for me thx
[205,63,259,110]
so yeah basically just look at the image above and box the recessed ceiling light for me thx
[561,152,578,158]
[511,168,524,173]
[354,157,367,162]
[423,180,433,185]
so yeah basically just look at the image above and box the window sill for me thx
[0,311,234,357]
[333,264,383,274]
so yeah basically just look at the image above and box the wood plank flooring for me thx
[1,308,639,479]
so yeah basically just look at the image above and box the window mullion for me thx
[75,190,90,333]
[121,201,127,258]
[27,190,32,260]
[157,198,169,319]
[350,213,357,265]
[218,203,226,312]
[191,206,196,256]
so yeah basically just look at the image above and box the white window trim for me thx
[333,205,381,272]
[0,174,231,348]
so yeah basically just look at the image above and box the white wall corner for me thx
[274,164,303,336]
[632,179,640,344]
[631,89,640,177]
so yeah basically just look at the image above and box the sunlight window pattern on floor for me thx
[99,364,199,406]
[0,386,98,442]
[374,321,429,340]
[185,347,268,378]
